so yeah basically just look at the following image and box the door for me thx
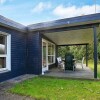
[42,39,48,74]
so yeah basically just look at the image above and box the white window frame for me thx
[0,31,11,72]
[42,39,55,67]
[42,39,48,73]
[48,42,55,65]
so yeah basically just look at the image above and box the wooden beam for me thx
[58,43,89,46]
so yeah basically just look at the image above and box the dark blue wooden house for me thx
[0,13,100,82]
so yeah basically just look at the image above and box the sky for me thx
[0,0,100,25]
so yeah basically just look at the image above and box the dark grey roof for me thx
[27,13,100,31]
[0,13,100,32]
[0,15,26,32]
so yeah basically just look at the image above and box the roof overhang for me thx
[0,13,100,36]
[27,13,100,45]
[0,15,26,32]
[27,13,100,32]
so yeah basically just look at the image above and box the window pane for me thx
[43,42,47,68]
[0,35,6,54]
[52,45,54,55]
[48,56,54,64]
[0,58,6,68]
[48,43,52,55]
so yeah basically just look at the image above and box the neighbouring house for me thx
[0,13,100,82]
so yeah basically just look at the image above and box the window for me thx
[0,32,11,72]
[48,42,55,65]
[42,42,47,68]
[42,39,55,68]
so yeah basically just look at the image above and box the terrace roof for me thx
[0,13,100,43]
[27,13,100,45]
[27,13,100,32]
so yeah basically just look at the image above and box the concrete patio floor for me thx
[44,64,94,79]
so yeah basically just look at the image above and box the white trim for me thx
[6,34,11,70]
[0,32,11,72]
[48,55,55,56]
[53,44,55,62]
[0,69,10,74]
[0,31,8,35]
[42,38,55,74]
[46,41,48,70]
[42,39,48,74]
[0,68,8,72]
[0,55,7,57]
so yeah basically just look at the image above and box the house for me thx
[0,13,100,82]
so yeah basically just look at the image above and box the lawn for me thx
[9,76,100,100]
[88,60,100,78]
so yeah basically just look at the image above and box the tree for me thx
[58,32,100,61]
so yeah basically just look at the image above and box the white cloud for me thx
[53,5,100,18]
[31,2,51,13]
[0,0,6,4]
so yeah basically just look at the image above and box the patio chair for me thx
[76,57,84,69]
[57,57,64,69]
[65,53,75,71]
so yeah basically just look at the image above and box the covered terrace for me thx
[28,13,100,79]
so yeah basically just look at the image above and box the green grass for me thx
[9,76,100,100]
[88,60,100,78]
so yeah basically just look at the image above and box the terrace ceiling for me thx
[43,26,100,45]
